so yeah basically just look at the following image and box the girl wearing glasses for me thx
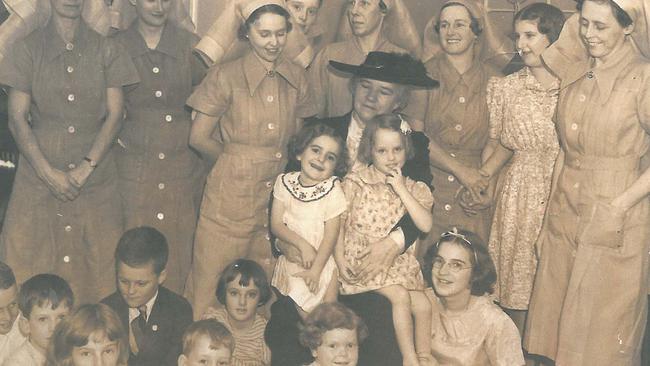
[422,228,524,365]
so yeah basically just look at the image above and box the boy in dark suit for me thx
[102,226,193,366]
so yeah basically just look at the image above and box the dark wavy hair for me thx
[215,259,272,306]
[298,302,368,350]
[514,2,566,43]
[238,4,293,41]
[577,0,633,28]
[287,123,349,177]
[435,2,482,37]
[357,113,415,166]
[422,228,496,296]
[46,304,128,366]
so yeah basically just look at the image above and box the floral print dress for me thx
[486,68,560,310]
[339,166,433,294]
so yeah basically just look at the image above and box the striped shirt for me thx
[202,307,271,366]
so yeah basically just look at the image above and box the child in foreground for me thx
[336,114,434,366]
[46,303,128,366]
[5,274,73,366]
[178,319,234,366]
[202,259,271,366]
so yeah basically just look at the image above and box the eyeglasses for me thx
[432,257,472,274]
[435,228,479,265]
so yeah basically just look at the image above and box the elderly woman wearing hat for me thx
[269,51,437,366]
[185,0,318,319]
[524,0,650,364]
[418,0,509,259]
[0,0,139,302]
[309,0,421,118]
[110,0,206,293]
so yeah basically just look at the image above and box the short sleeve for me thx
[410,181,434,211]
[273,174,291,204]
[186,64,232,117]
[103,38,139,88]
[487,76,505,140]
[484,310,526,366]
[294,70,318,118]
[0,40,33,92]
[323,179,347,221]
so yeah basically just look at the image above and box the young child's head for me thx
[299,302,368,366]
[18,274,74,354]
[288,123,348,184]
[215,259,271,325]
[47,303,128,366]
[0,261,19,335]
[357,113,415,176]
[115,226,168,309]
[178,319,234,366]
[285,0,323,34]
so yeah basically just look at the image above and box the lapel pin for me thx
[152,324,158,332]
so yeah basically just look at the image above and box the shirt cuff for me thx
[388,228,405,252]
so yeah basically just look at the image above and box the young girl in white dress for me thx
[271,123,348,316]
[336,114,434,366]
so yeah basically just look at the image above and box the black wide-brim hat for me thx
[329,51,439,88]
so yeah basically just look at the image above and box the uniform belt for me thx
[223,143,284,161]
[564,152,638,171]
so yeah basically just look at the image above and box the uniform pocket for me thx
[577,201,626,249]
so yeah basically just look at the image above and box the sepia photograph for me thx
[0,0,649,365]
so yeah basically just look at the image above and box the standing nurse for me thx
[526,0,650,364]
[0,0,138,302]
[185,0,317,319]
[113,0,206,293]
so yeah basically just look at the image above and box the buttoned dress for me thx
[0,20,138,302]
[420,54,498,258]
[309,35,406,118]
[525,42,650,365]
[113,23,206,293]
[185,52,317,318]
[486,68,559,310]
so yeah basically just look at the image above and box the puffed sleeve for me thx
[295,69,319,119]
[484,310,526,366]
[273,173,290,204]
[186,65,232,117]
[0,39,32,92]
[487,76,504,140]
[103,37,139,88]
[323,179,347,221]
[410,181,434,211]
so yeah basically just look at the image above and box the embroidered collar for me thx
[282,171,338,202]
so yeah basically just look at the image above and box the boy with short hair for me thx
[0,261,25,364]
[178,319,234,366]
[102,226,193,366]
[3,274,73,366]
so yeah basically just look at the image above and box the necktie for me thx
[129,306,147,355]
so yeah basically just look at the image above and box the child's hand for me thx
[299,243,317,269]
[386,167,407,194]
[295,269,321,293]
[336,257,358,284]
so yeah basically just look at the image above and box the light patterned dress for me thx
[339,166,432,295]
[427,291,525,366]
[486,68,559,310]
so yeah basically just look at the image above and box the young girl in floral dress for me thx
[336,114,434,366]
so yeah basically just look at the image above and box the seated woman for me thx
[422,228,525,366]
[299,302,368,366]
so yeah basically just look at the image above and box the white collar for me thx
[128,290,159,322]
